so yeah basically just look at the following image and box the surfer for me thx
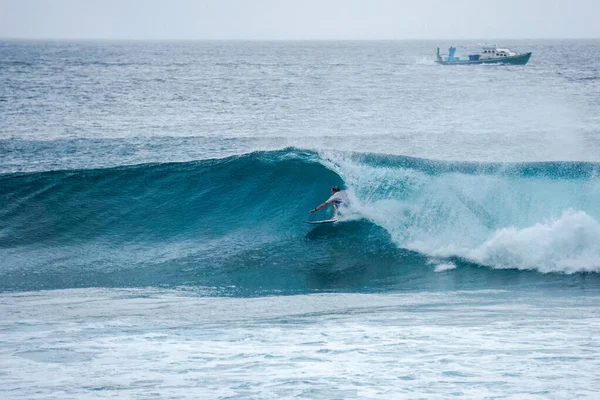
[309,186,349,217]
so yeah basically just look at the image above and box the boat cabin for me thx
[479,45,517,59]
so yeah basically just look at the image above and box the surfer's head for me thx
[331,186,341,193]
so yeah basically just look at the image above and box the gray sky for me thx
[1,0,598,40]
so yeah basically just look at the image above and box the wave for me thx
[0,149,338,246]
[1,148,600,292]
[324,150,600,274]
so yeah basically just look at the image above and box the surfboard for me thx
[305,218,338,225]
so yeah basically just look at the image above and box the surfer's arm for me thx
[309,202,328,213]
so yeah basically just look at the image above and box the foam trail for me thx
[321,150,600,274]
[434,263,457,272]
[464,210,600,273]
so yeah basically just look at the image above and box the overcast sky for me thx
[1,0,598,40]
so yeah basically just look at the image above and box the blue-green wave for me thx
[2,148,600,294]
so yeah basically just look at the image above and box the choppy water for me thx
[1,40,600,399]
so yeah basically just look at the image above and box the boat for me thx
[436,45,531,65]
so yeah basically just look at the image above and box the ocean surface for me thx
[1,40,600,399]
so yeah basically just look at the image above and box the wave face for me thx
[2,148,600,293]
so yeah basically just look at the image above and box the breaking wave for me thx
[2,148,600,293]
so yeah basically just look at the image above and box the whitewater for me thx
[2,40,600,399]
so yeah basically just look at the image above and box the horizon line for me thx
[1,36,599,42]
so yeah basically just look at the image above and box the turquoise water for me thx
[1,40,600,398]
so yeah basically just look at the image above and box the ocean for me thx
[1,40,600,399]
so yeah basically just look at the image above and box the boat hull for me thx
[437,52,532,65]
